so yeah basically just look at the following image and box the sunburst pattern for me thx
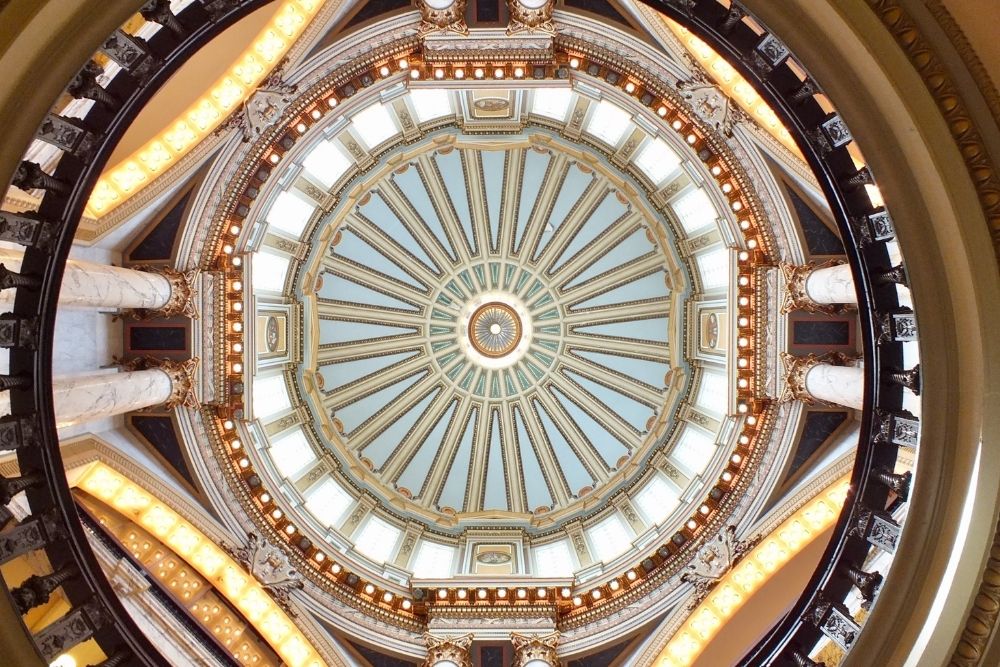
[308,135,683,521]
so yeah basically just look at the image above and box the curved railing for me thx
[0,2,270,664]
[638,0,918,664]
[0,0,919,665]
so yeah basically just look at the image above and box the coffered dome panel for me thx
[303,132,686,525]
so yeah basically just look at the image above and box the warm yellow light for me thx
[76,464,327,667]
[659,19,802,160]
[84,0,324,219]
[655,476,850,665]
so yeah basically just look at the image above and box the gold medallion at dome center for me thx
[468,302,522,358]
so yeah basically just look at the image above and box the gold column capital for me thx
[512,631,561,667]
[780,261,847,314]
[417,0,469,36]
[423,633,473,667]
[123,266,199,320]
[780,352,856,405]
[506,0,556,35]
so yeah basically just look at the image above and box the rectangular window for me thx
[251,250,290,292]
[588,513,632,563]
[266,190,315,238]
[672,187,718,234]
[585,100,631,147]
[411,541,456,578]
[302,140,352,188]
[252,374,292,420]
[533,539,575,577]
[695,369,728,416]
[531,88,573,121]
[634,474,680,525]
[351,103,398,149]
[410,89,453,122]
[695,247,729,291]
[304,478,354,529]
[671,425,716,477]
[354,516,401,564]
[633,138,681,185]
[269,428,316,479]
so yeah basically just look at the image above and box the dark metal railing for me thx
[0,2,272,664]
[635,0,919,664]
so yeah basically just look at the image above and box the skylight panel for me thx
[302,140,352,188]
[585,99,632,146]
[252,374,292,420]
[412,541,456,578]
[671,425,716,477]
[634,138,681,185]
[410,88,453,122]
[695,369,728,416]
[354,516,401,564]
[634,474,680,525]
[251,250,290,292]
[696,247,729,290]
[534,539,575,577]
[588,513,632,563]
[266,189,315,238]
[672,187,718,234]
[269,428,316,478]
[304,478,354,528]
[351,103,398,149]
[531,88,573,121]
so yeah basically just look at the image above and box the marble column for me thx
[781,262,856,313]
[805,263,857,305]
[0,358,198,425]
[782,353,864,410]
[0,248,195,316]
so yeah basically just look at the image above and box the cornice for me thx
[863,0,1000,263]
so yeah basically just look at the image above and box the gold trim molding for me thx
[864,0,1000,262]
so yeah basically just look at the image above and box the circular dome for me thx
[307,133,683,524]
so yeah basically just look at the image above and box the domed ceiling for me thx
[188,6,807,645]
[305,133,685,524]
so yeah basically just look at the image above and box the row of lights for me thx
[209,45,771,624]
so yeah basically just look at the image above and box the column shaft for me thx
[0,248,173,309]
[804,363,864,410]
[0,363,195,427]
[804,263,857,305]
[52,369,173,424]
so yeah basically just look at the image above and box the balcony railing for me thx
[637,1,919,664]
[0,2,269,664]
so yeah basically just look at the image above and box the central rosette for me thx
[469,302,522,358]
[455,289,534,371]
